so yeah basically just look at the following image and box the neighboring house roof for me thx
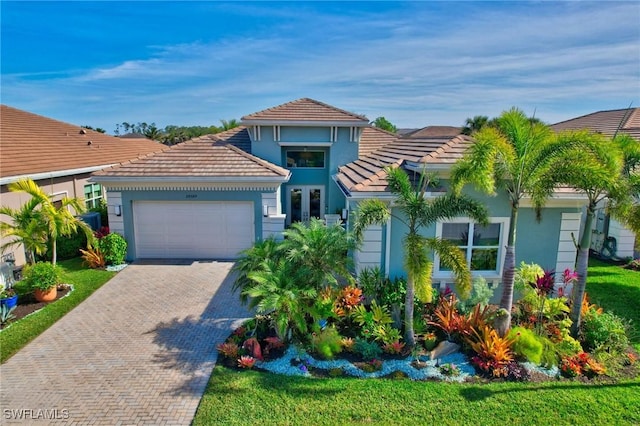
[241,98,369,126]
[336,134,473,193]
[358,127,398,156]
[93,126,289,181]
[551,108,640,140]
[402,126,462,139]
[0,105,166,184]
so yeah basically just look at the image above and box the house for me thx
[551,108,639,259]
[93,98,586,291]
[0,105,166,266]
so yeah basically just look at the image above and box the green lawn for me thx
[193,260,640,425]
[0,258,115,363]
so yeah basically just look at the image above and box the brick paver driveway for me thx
[0,261,251,425]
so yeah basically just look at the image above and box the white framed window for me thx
[84,183,103,209]
[434,217,509,279]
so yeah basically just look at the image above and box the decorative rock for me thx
[429,340,460,360]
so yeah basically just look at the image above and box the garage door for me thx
[133,201,254,259]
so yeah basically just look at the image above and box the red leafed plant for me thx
[216,342,240,359]
[427,294,466,340]
[237,355,257,369]
[468,325,516,377]
[383,340,406,355]
[264,336,285,352]
[560,352,606,378]
[339,286,363,310]
[94,226,110,239]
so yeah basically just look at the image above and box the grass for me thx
[586,258,640,351]
[0,258,115,363]
[193,260,640,425]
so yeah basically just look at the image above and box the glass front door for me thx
[287,186,324,225]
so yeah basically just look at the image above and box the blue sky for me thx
[2,1,639,133]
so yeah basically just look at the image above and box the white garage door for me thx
[133,201,254,259]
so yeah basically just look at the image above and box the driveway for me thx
[0,261,251,425]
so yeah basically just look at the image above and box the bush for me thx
[311,327,343,360]
[51,230,88,260]
[353,338,382,361]
[582,310,629,353]
[460,277,494,313]
[22,262,60,291]
[508,327,543,364]
[98,233,127,265]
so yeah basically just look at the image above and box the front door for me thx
[287,186,324,225]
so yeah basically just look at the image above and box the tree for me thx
[537,132,636,336]
[353,166,488,347]
[219,119,239,131]
[451,108,571,336]
[0,198,47,264]
[371,117,397,133]
[461,116,489,135]
[1,179,94,265]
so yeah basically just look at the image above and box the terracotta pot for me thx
[34,287,57,302]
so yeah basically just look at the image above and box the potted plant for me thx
[22,261,60,302]
[0,284,18,309]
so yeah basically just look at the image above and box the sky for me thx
[1,1,639,133]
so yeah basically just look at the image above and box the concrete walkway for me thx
[0,261,251,425]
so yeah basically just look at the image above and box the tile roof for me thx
[402,126,462,139]
[358,127,398,156]
[94,126,289,180]
[551,108,640,140]
[241,98,369,124]
[336,135,474,193]
[0,105,166,180]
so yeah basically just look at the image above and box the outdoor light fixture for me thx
[263,205,269,217]
[115,205,122,217]
[341,208,348,220]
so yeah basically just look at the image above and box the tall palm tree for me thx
[353,166,488,347]
[2,179,94,265]
[538,131,635,335]
[451,108,571,336]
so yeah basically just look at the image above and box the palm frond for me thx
[352,199,390,243]
[427,238,472,300]
[420,193,489,228]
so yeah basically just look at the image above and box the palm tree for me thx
[2,179,94,265]
[461,115,490,135]
[243,258,317,341]
[281,218,355,289]
[0,198,47,264]
[353,166,488,347]
[537,131,636,336]
[219,119,239,131]
[451,108,572,336]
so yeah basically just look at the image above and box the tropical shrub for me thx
[514,261,544,290]
[560,352,606,378]
[80,247,106,269]
[508,326,543,364]
[311,326,343,360]
[46,229,87,260]
[383,340,406,355]
[427,294,466,341]
[22,261,60,291]
[351,301,393,341]
[216,342,240,359]
[468,325,516,377]
[460,276,494,313]
[237,355,257,369]
[582,310,629,353]
[353,338,382,361]
[98,233,127,265]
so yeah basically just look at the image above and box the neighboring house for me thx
[0,105,166,266]
[93,98,585,292]
[552,108,639,259]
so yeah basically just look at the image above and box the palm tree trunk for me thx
[52,238,57,266]
[496,204,518,337]
[404,276,416,347]
[570,206,594,337]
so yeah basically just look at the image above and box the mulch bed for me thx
[1,285,71,330]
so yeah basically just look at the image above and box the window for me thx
[286,151,325,168]
[436,219,508,275]
[84,183,103,209]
